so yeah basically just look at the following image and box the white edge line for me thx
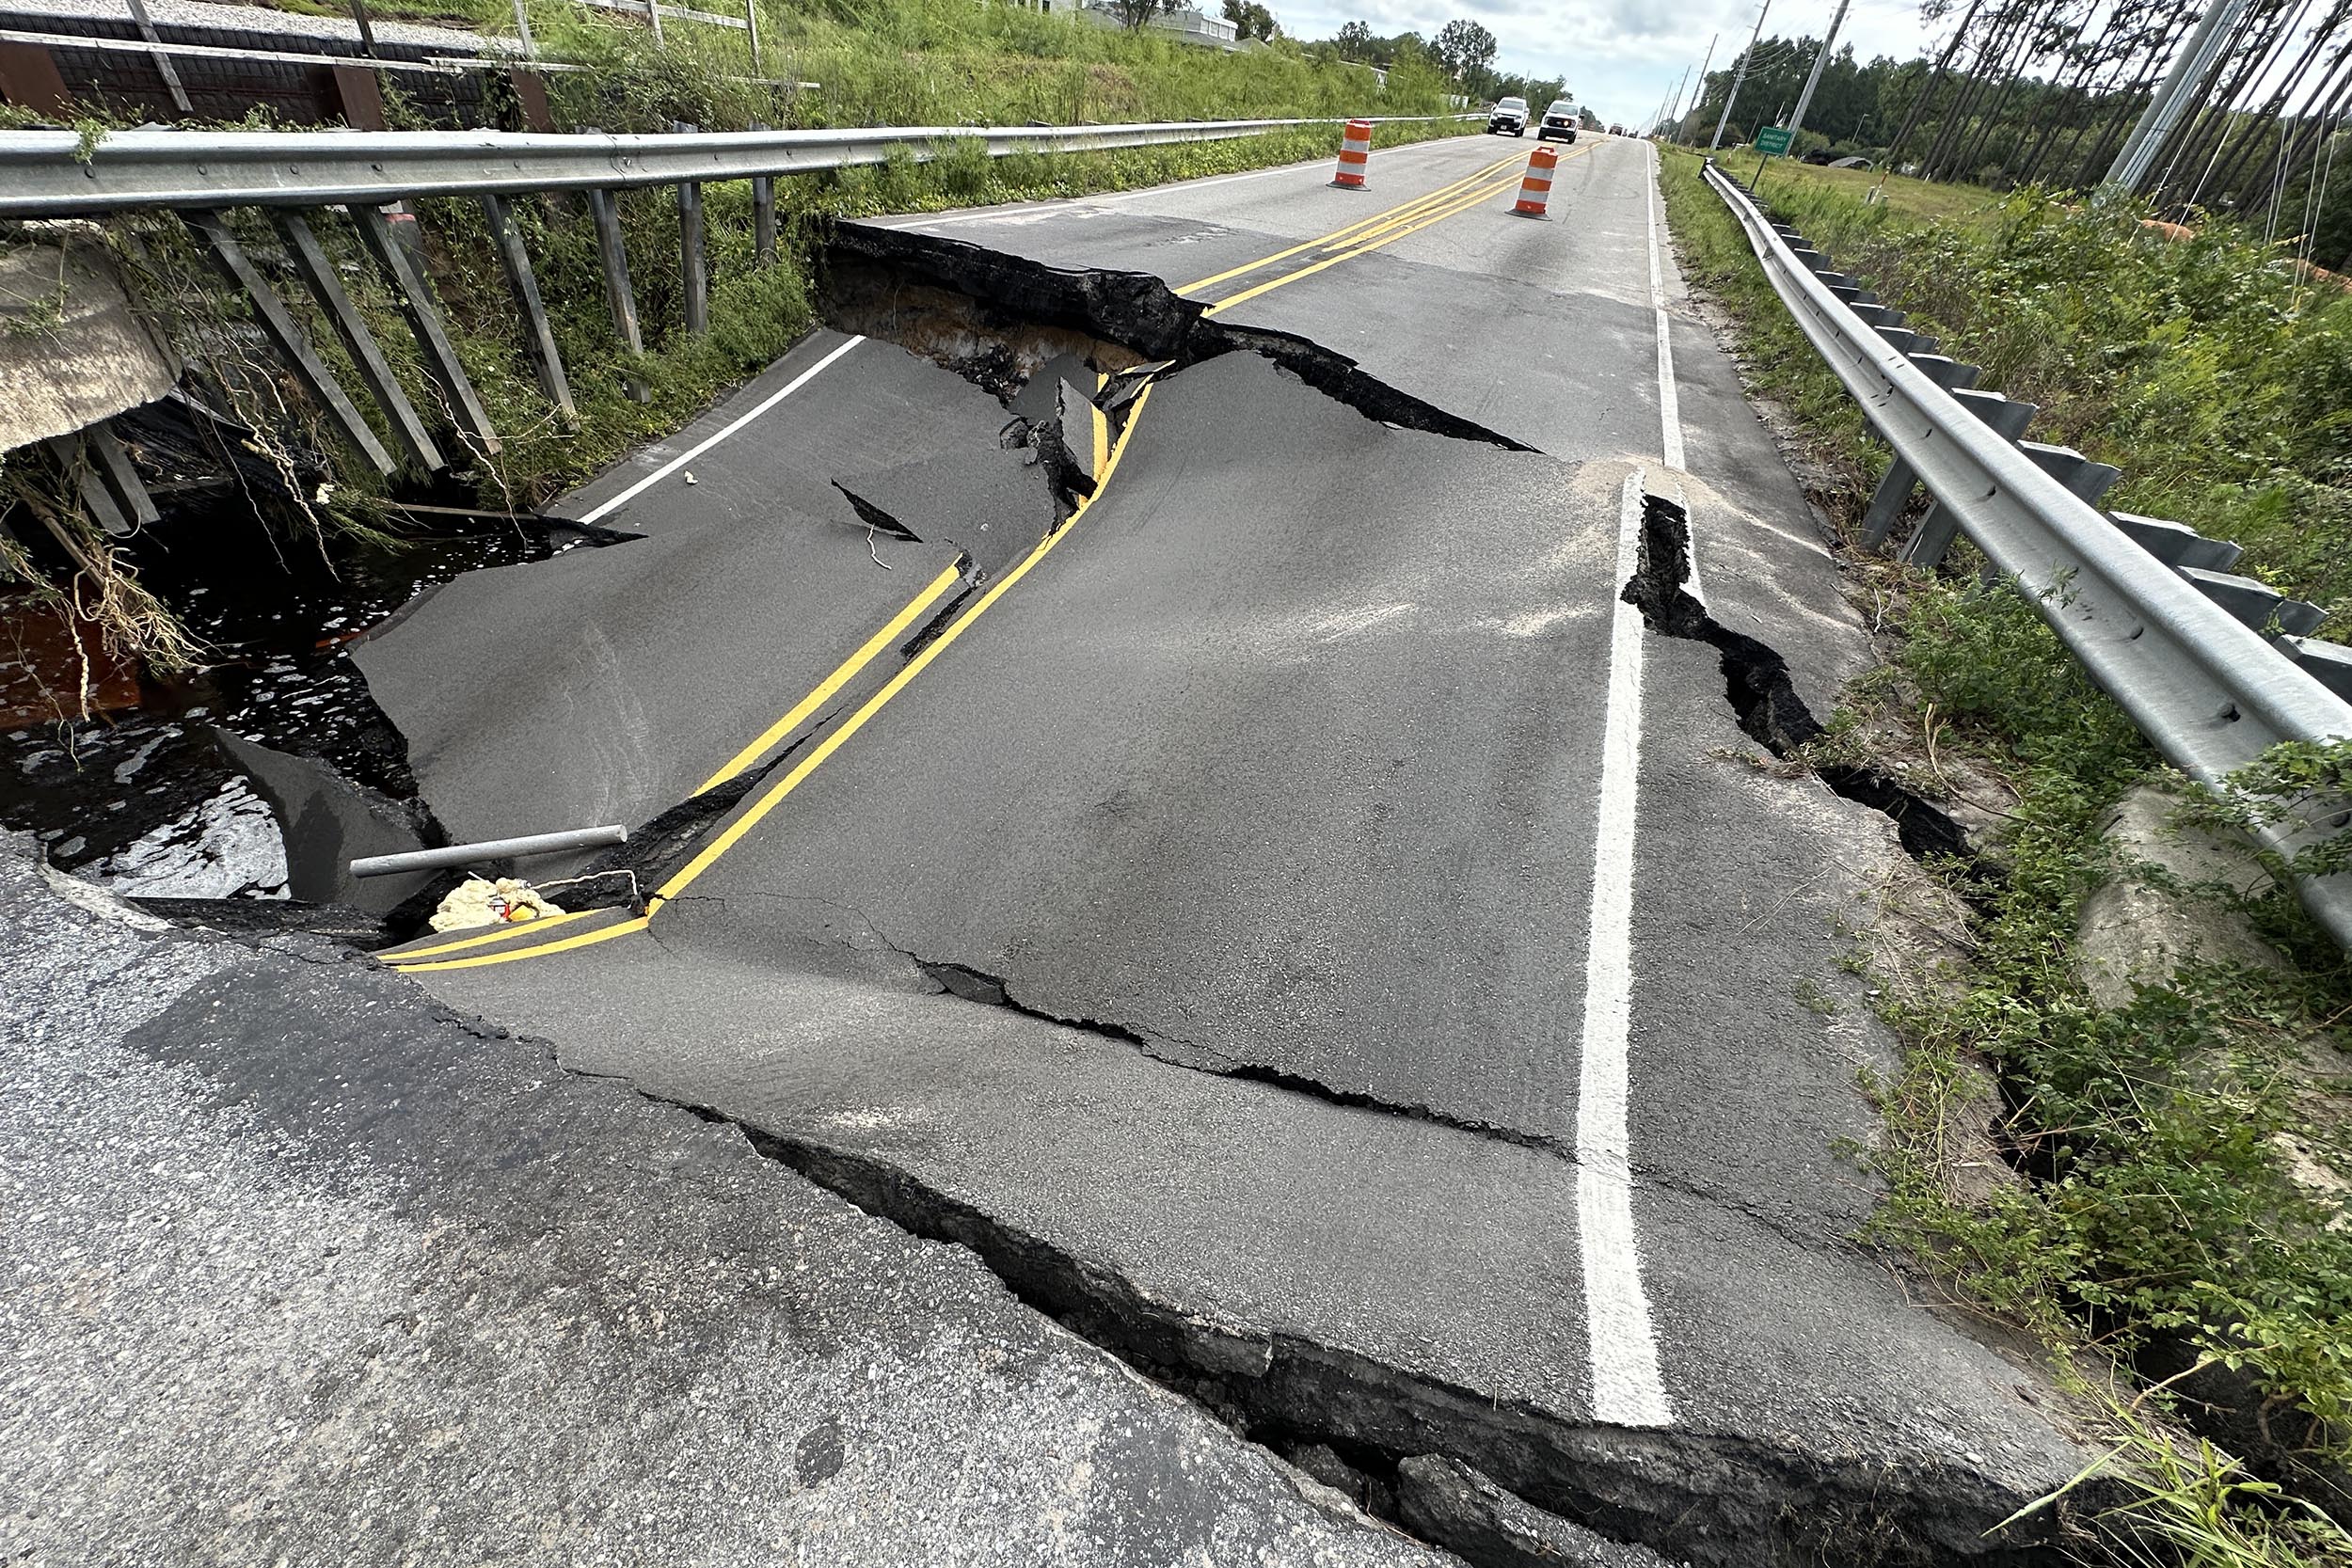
[578,334,867,524]
[1577,468,1674,1432]
[1645,144,1703,608]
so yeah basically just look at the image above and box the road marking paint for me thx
[691,562,966,796]
[648,384,1158,910]
[1096,154,1329,201]
[394,911,651,973]
[1643,143,1704,608]
[1644,152,1685,474]
[1202,166,1534,317]
[381,908,595,961]
[577,335,866,525]
[1576,469,1674,1431]
[399,145,1518,976]
[1179,151,1522,293]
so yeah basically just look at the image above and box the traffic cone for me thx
[1330,119,1373,189]
[1512,144,1558,218]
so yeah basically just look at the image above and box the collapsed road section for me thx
[348,234,2117,1566]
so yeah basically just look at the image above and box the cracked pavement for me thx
[21,134,2110,1564]
[0,843,1437,1568]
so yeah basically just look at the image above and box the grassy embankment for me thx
[3,4,1472,666]
[1658,147,2352,1557]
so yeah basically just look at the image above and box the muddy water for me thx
[1,504,577,900]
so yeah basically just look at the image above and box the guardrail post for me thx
[674,121,708,337]
[751,122,776,263]
[1859,356,1980,550]
[580,173,649,403]
[183,208,397,478]
[86,421,160,530]
[268,210,447,474]
[2107,512,2242,572]
[46,434,134,538]
[348,203,501,454]
[479,192,576,423]
[1900,393,2039,567]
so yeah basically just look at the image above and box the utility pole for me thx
[1785,0,1852,146]
[1665,66,1692,140]
[1680,32,1720,132]
[1710,0,1774,150]
[2106,0,2252,189]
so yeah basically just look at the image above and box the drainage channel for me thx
[0,445,602,913]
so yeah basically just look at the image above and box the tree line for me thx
[1320,18,1567,108]
[1104,3,1569,111]
[1663,1,2352,263]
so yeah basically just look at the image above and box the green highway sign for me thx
[1754,126,1793,155]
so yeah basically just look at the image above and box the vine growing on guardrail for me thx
[2179,738,2352,882]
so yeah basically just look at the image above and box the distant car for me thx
[1609,123,1626,137]
[1830,155,1874,168]
[1536,100,1580,143]
[1487,96,1528,136]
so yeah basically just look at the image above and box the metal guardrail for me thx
[2,113,1465,500]
[0,116,1464,215]
[1703,157,2352,946]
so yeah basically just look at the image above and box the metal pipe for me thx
[351,824,628,878]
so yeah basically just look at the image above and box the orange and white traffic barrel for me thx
[1512,144,1558,218]
[1331,119,1373,189]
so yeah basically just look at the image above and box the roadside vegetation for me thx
[1658,146,2352,1560]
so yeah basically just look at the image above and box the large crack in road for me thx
[353,220,2107,1566]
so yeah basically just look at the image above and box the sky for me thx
[1269,0,1942,131]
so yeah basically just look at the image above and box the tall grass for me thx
[1658,145,2352,1559]
[1712,155,2352,620]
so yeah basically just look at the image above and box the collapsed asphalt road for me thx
[23,135,2109,1564]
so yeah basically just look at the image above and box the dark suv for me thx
[1487,97,1528,136]
[1536,100,1580,143]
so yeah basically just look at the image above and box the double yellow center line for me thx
[393,389,1160,974]
[389,144,1595,975]
[1184,139,1599,317]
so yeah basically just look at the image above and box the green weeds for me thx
[1657,143,2352,1550]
